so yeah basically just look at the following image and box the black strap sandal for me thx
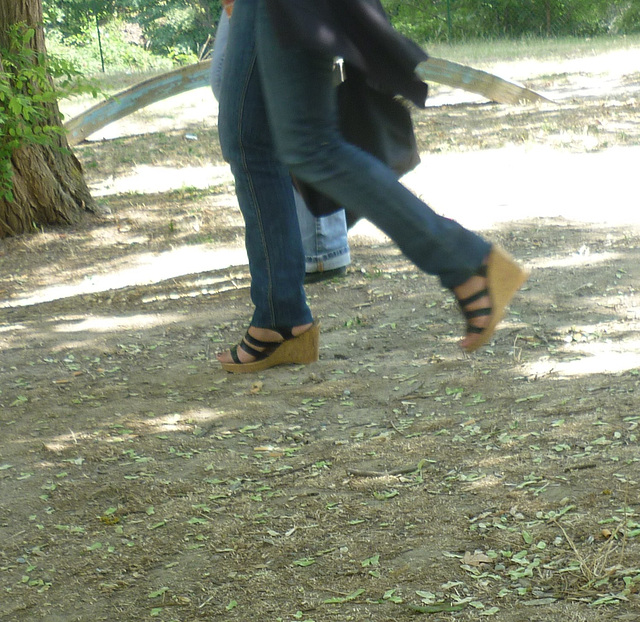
[455,248,529,352]
[220,322,320,374]
[229,327,294,365]
[455,264,492,337]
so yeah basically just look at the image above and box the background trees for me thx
[37,0,640,71]
[43,0,221,62]
[381,0,640,42]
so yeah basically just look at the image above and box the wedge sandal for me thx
[219,321,320,373]
[455,247,529,352]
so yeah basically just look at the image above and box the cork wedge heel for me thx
[219,321,320,374]
[456,246,529,353]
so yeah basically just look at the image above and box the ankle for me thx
[248,323,313,343]
[453,274,485,301]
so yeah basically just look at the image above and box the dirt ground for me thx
[1,48,640,622]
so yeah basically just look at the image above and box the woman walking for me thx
[216,0,528,373]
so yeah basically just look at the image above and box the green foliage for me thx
[612,1,640,34]
[381,0,640,42]
[43,0,136,37]
[40,0,640,70]
[43,0,222,64]
[0,24,99,203]
[136,1,217,59]
[45,21,175,74]
[381,0,444,42]
[1,26,57,201]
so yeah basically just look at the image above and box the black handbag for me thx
[339,69,420,178]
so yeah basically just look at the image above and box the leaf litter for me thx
[1,50,640,622]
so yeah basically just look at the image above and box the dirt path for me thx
[1,48,639,622]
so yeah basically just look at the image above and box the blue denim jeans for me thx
[294,191,350,272]
[212,10,350,275]
[218,0,313,328]
[219,0,490,327]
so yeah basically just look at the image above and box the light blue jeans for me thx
[211,11,350,274]
[218,0,491,329]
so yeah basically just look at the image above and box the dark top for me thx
[267,0,429,107]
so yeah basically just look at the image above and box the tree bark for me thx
[0,0,94,238]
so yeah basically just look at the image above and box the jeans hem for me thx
[305,250,351,273]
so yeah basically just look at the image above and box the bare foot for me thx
[217,323,314,365]
[452,268,492,351]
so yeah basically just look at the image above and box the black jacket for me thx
[267,0,429,107]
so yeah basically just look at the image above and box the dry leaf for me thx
[463,551,492,566]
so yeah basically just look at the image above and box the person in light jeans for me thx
[210,9,350,282]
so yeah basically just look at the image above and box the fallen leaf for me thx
[463,551,492,566]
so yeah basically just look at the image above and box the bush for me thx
[142,6,203,60]
[382,0,639,42]
[613,3,640,33]
[45,20,176,75]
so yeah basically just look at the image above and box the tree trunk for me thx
[0,0,94,238]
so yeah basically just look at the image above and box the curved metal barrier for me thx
[64,58,550,145]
